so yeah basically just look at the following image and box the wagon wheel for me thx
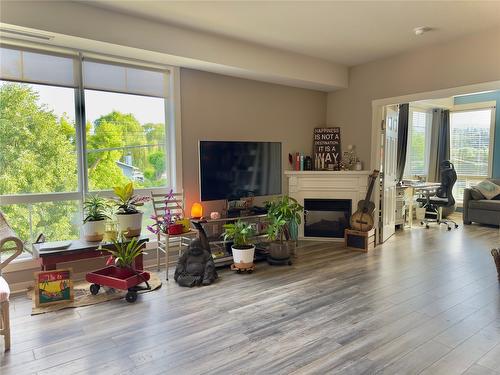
[125,291,138,303]
[90,284,100,295]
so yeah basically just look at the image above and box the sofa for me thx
[463,178,500,226]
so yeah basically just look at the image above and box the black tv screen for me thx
[199,141,282,201]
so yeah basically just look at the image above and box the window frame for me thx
[449,102,496,204]
[403,106,433,179]
[0,43,182,266]
[450,102,496,178]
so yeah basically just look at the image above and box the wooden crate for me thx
[344,228,376,252]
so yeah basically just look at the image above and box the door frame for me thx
[370,80,500,244]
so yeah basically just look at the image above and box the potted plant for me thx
[222,220,256,266]
[106,236,146,276]
[89,236,150,302]
[83,194,110,242]
[112,182,150,238]
[266,195,304,260]
[147,189,188,236]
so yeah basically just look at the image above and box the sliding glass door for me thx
[450,108,495,202]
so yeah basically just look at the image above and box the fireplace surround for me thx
[284,170,371,241]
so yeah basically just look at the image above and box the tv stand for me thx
[191,213,269,267]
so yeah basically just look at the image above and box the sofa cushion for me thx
[470,188,486,200]
[475,180,500,200]
[469,199,500,211]
[0,276,10,302]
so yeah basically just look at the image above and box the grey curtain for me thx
[428,109,450,182]
[396,103,409,182]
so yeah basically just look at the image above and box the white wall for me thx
[327,27,500,165]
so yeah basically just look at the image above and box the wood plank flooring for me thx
[1,220,500,374]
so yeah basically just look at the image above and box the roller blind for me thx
[82,60,167,98]
[0,46,77,87]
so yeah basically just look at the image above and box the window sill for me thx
[3,257,40,273]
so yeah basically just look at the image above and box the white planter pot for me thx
[116,212,143,238]
[231,245,255,265]
[83,220,106,242]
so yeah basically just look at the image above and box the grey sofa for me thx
[463,178,500,226]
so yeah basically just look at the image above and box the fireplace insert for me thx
[304,199,352,238]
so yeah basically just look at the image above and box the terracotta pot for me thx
[116,212,143,238]
[83,219,106,242]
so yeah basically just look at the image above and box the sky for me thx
[450,109,492,128]
[1,81,165,125]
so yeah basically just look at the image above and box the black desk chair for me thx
[417,160,459,231]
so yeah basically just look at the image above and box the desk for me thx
[397,183,441,228]
[33,237,149,271]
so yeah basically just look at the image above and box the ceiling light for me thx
[413,26,432,36]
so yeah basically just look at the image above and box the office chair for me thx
[417,160,459,231]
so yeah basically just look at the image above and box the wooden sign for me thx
[313,127,341,170]
[34,269,74,307]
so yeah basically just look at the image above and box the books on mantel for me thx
[292,152,312,171]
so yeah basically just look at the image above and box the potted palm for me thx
[83,194,110,242]
[112,182,150,238]
[222,220,256,266]
[266,196,304,262]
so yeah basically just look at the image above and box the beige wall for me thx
[180,68,327,214]
[327,27,500,165]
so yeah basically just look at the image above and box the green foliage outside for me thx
[0,83,167,243]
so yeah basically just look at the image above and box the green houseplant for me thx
[82,194,111,242]
[266,196,304,261]
[222,220,256,266]
[112,182,150,238]
[107,236,146,269]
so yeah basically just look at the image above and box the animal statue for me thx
[174,222,217,287]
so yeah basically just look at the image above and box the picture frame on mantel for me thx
[313,127,341,171]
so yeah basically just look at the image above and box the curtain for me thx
[428,109,450,182]
[396,103,409,181]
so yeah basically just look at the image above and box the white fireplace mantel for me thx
[284,170,371,241]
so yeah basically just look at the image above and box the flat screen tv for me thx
[199,141,282,201]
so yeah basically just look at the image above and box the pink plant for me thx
[147,189,185,234]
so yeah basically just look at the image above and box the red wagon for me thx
[86,266,151,303]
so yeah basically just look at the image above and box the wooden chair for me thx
[150,192,197,280]
[0,211,24,351]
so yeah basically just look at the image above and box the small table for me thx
[32,236,149,271]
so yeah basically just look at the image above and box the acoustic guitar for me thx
[350,170,380,232]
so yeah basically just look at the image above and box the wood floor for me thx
[1,221,500,375]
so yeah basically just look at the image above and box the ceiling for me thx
[80,0,500,67]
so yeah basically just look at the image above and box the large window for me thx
[85,90,167,190]
[404,108,432,178]
[0,46,173,260]
[450,108,494,200]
